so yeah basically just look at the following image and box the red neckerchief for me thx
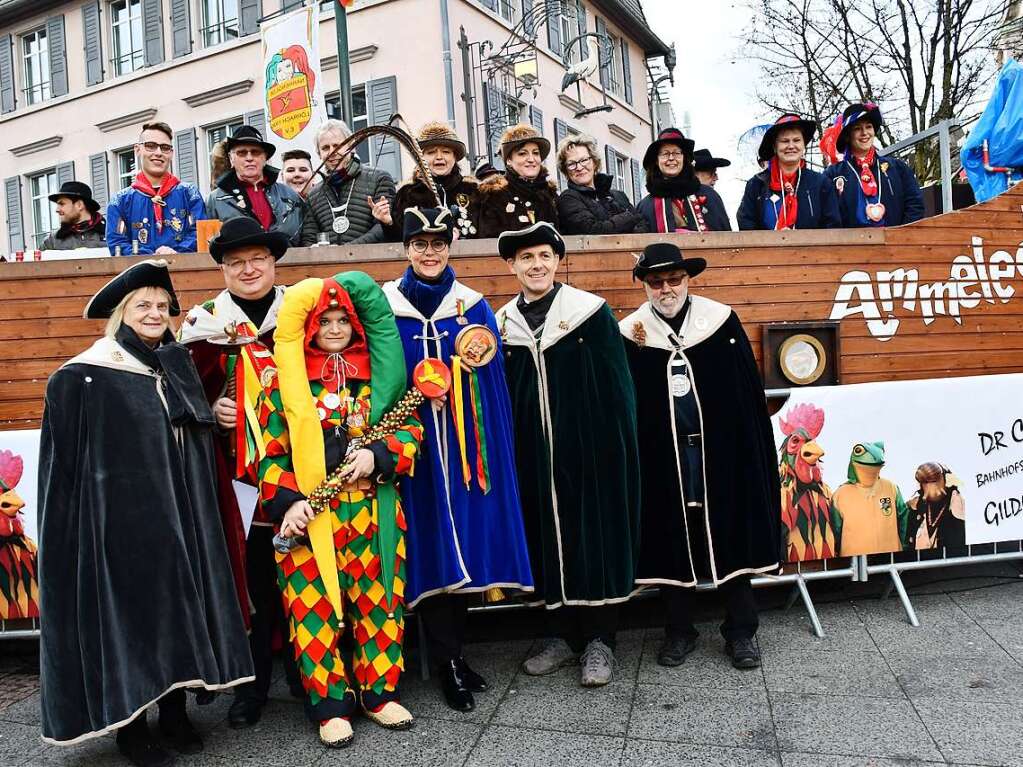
[131,172,180,231]
[72,213,102,233]
[853,148,878,196]
[769,158,803,230]
[303,278,371,391]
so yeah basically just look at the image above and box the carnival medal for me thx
[332,216,351,235]
[455,298,469,325]
[413,357,453,399]
[169,216,183,233]
[671,373,692,397]
[138,225,148,245]
[454,324,498,368]
[865,202,886,222]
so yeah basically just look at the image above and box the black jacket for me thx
[206,166,305,245]
[636,176,731,233]
[41,215,106,250]
[557,173,647,235]
[299,157,396,246]
[472,169,559,239]
[823,154,924,227]
[384,169,480,241]
[737,167,842,230]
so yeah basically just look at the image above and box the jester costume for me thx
[38,260,253,745]
[0,449,38,620]
[255,273,422,723]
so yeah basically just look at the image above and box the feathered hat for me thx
[417,121,466,161]
[498,124,551,162]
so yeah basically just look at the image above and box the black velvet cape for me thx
[37,336,254,744]
[498,285,641,607]
[620,298,781,585]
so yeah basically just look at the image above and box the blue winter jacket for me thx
[736,167,841,230]
[822,154,925,227]
[106,184,206,255]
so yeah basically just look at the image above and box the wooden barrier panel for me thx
[3,183,1023,429]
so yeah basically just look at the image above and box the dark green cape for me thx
[498,285,641,607]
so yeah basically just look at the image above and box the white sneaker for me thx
[318,717,353,748]
[580,639,614,687]
[522,638,578,676]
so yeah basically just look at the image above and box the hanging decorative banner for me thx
[260,3,327,157]
[773,373,1023,563]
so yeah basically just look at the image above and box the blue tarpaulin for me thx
[961,59,1023,202]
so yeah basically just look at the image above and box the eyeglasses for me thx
[232,147,266,158]
[410,239,448,254]
[140,141,174,153]
[644,274,687,290]
[222,254,272,273]
[658,151,685,161]
[565,157,593,171]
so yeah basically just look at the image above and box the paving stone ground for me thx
[2,561,1023,767]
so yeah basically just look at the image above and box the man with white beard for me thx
[620,243,781,672]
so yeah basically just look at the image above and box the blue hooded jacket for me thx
[736,166,841,230]
[823,154,924,227]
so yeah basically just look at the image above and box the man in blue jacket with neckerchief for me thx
[823,103,924,227]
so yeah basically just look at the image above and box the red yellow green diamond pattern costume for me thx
[255,273,422,721]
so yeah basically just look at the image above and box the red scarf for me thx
[241,179,274,230]
[853,148,879,196]
[769,158,802,230]
[131,172,180,231]
[303,279,371,391]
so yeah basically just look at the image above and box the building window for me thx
[29,170,58,249]
[115,148,137,191]
[110,0,145,76]
[201,0,239,47]
[612,152,628,192]
[497,0,521,24]
[22,28,50,105]
[560,10,577,63]
[605,33,621,95]
[324,85,370,163]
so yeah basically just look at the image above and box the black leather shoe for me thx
[725,637,761,669]
[227,694,265,728]
[457,657,488,693]
[656,636,697,667]
[158,713,203,755]
[440,659,475,712]
[116,721,175,767]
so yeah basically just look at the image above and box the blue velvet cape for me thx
[384,273,533,606]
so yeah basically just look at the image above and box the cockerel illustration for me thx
[0,449,39,619]
[778,404,838,562]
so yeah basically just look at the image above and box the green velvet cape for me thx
[497,285,641,607]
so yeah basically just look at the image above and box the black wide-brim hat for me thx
[48,180,100,214]
[693,148,731,172]
[633,242,706,281]
[758,114,818,163]
[498,221,566,260]
[225,124,276,160]
[403,206,455,244]
[643,127,696,170]
[836,103,883,153]
[83,259,181,319]
[208,216,290,264]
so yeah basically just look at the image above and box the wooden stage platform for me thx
[2,183,1023,430]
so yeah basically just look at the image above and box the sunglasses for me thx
[644,275,687,290]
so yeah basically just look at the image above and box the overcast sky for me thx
[641,0,768,221]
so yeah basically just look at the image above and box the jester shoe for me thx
[318,717,354,748]
[363,701,415,730]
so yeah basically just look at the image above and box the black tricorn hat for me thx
[758,113,818,163]
[403,206,454,244]
[83,259,181,319]
[497,221,566,260]
[693,148,731,172]
[225,124,277,160]
[643,127,696,171]
[208,217,290,264]
[633,243,706,281]
[48,180,100,214]
[836,102,883,153]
